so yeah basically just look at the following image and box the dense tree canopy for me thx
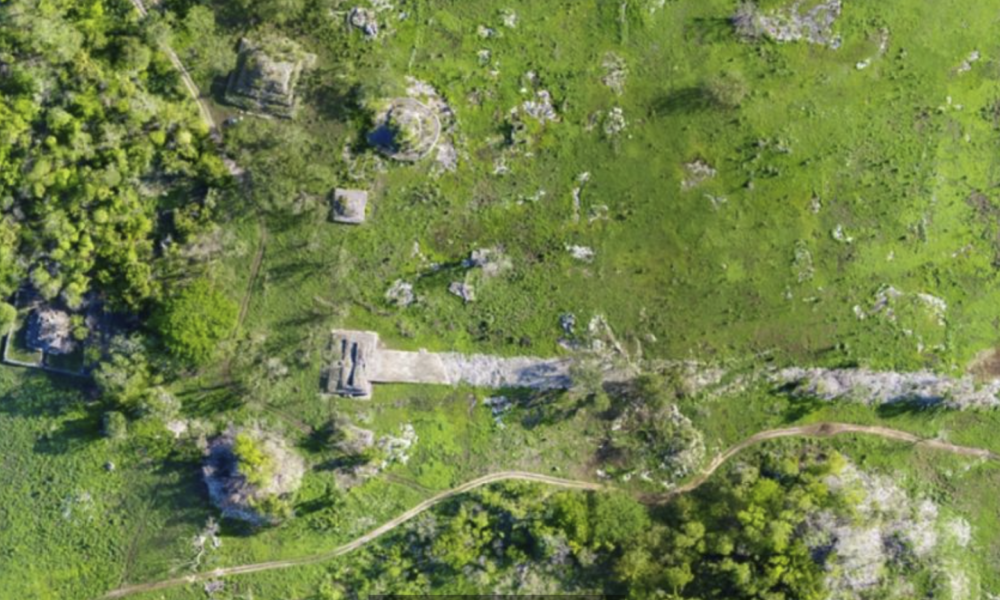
[152,277,237,366]
[0,0,227,310]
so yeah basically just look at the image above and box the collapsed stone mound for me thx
[368,97,442,162]
[26,307,76,355]
[225,38,316,118]
[202,427,305,524]
[734,0,843,48]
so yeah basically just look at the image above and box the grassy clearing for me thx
[176,0,1000,373]
[0,368,209,600]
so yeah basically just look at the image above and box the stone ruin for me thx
[733,0,843,49]
[202,427,305,524]
[331,188,369,224]
[225,38,316,118]
[349,7,378,38]
[368,97,442,162]
[324,330,573,400]
[26,307,76,355]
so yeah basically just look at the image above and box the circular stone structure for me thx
[368,97,442,162]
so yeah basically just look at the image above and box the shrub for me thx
[706,71,750,108]
[152,279,237,366]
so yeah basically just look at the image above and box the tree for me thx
[103,411,128,441]
[591,492,650,550]
[0,302,15,333]
[0,217,22,297]
[94,336,155,411]
[152,279,237,366]
[705,71,750,109]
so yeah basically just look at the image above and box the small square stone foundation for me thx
[331,188,369,224]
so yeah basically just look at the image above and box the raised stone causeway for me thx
[325,330,572,399]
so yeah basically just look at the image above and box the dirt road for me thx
[128,0,217,130]
[102,422,997,598]
[656,421,998,501]
[103,472,603,598]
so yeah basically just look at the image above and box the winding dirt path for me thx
[656,422,999,502]
[103,472,603,598]
[128,0,271,368]
[102,422,998,599]
[129,0,217,130]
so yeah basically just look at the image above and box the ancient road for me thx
[102,422,998,598]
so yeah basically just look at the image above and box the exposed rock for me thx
[957,50,981,74]
[601,52,628,96]
[369,97,442,162]
[439,353,572,389]
[567,245,595,262]
[733,0,843,48]
[166,420,189,439]
[777,367,1000,410]
[348,7,379,38]
[948,517,972,548]
[559,313,577,335]
[463,246,510,277]
[448,281,476,303]
[571,172,591,223]
[522,90,558,123]
[831,223,853,243]
[603,106,627,138]
[682,160,716,190]
[371,78,456,170]
[204,580,224,596]
[385,279,415,307]
[500,8,518,29]
[806,464,963,596]
[377,423,417,467]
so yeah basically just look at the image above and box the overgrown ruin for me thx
[324,329,573,399]
[225,37,315,118]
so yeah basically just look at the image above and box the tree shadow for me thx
[315,454,370,473]
[686,17,735,44]
[305,77,356,123]
[266,258,330,285]
[150,457,214,528]
[0,370,93,419]
[33,404,104,455]
[782,394,827,423]
[209,74,231,108]
[649,87,714,117]
[301,420,336,454]
[178,383,243,418]
[876,400,943,419]
[519,389,581,430]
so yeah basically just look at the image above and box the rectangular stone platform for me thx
[324,330,574,400]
